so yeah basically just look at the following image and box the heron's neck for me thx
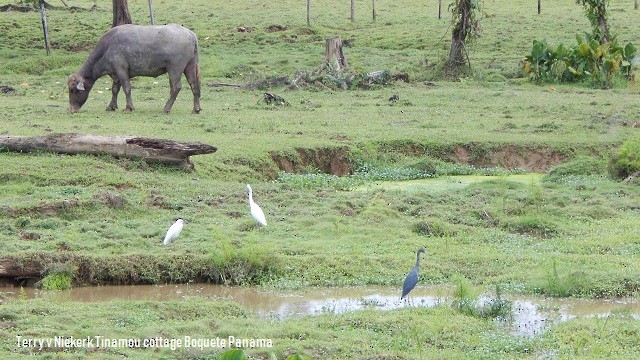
[415,252,422,267]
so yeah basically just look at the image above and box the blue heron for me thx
[163,218,184,245]
[247,184,267,227]
[401,247,426,299]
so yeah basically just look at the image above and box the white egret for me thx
[401,247,427,299]
[247,184,267,227]
[163,218,184,245]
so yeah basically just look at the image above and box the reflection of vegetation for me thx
[452,276,513,320]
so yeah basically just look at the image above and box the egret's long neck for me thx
[248,189,253,203]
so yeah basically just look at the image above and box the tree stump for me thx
[321,36,349,75]
[0,133,217,170]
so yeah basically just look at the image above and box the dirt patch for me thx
[451,145,568,172]
[270,147,351,176]
[0,199,80,218]
[270,144,568,177]
[266,24,287,32]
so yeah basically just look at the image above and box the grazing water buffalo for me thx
[68,24,201,114]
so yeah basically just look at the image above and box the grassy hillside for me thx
[1,0,639,358]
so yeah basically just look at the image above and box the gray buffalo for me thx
[68,24,201,114]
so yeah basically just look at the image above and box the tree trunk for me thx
[447,0,472,73]
[0,134,217,170]
[112,0,132,27]
[596,9,610,43]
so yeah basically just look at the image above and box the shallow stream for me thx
[2,284,638,337]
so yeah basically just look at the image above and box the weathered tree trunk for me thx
[39,0,51,55]
[447,0,472,73]
[596,13,610,44]
[112,0,132,27]
[0,134,217,170]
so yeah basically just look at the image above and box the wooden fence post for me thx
[351,0,355,23]
[148,0,155,25]
[372,0,376,22]
[39,0,50,55]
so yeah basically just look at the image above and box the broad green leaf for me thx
[624,43,637,58]
[220,349,246,360]
[578,43,591,58]
[532,43,544,59]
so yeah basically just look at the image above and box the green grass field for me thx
[1,0,640,358]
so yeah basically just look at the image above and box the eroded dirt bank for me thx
[269,143,573,176]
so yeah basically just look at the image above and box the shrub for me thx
[39,262,77,290]
[523,35,637,87]
[610,136,640,179]
[41,273,72,290]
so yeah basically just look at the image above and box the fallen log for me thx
[0,133,217,170]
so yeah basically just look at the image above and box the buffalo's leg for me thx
[184,60,201,114]
[163,70,183,113]
[106,76,121,111]
[115,70,135,112]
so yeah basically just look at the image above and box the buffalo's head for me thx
[67,74,93,113]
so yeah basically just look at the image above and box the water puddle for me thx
[354,174,543,192]
[1,284,638,337]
